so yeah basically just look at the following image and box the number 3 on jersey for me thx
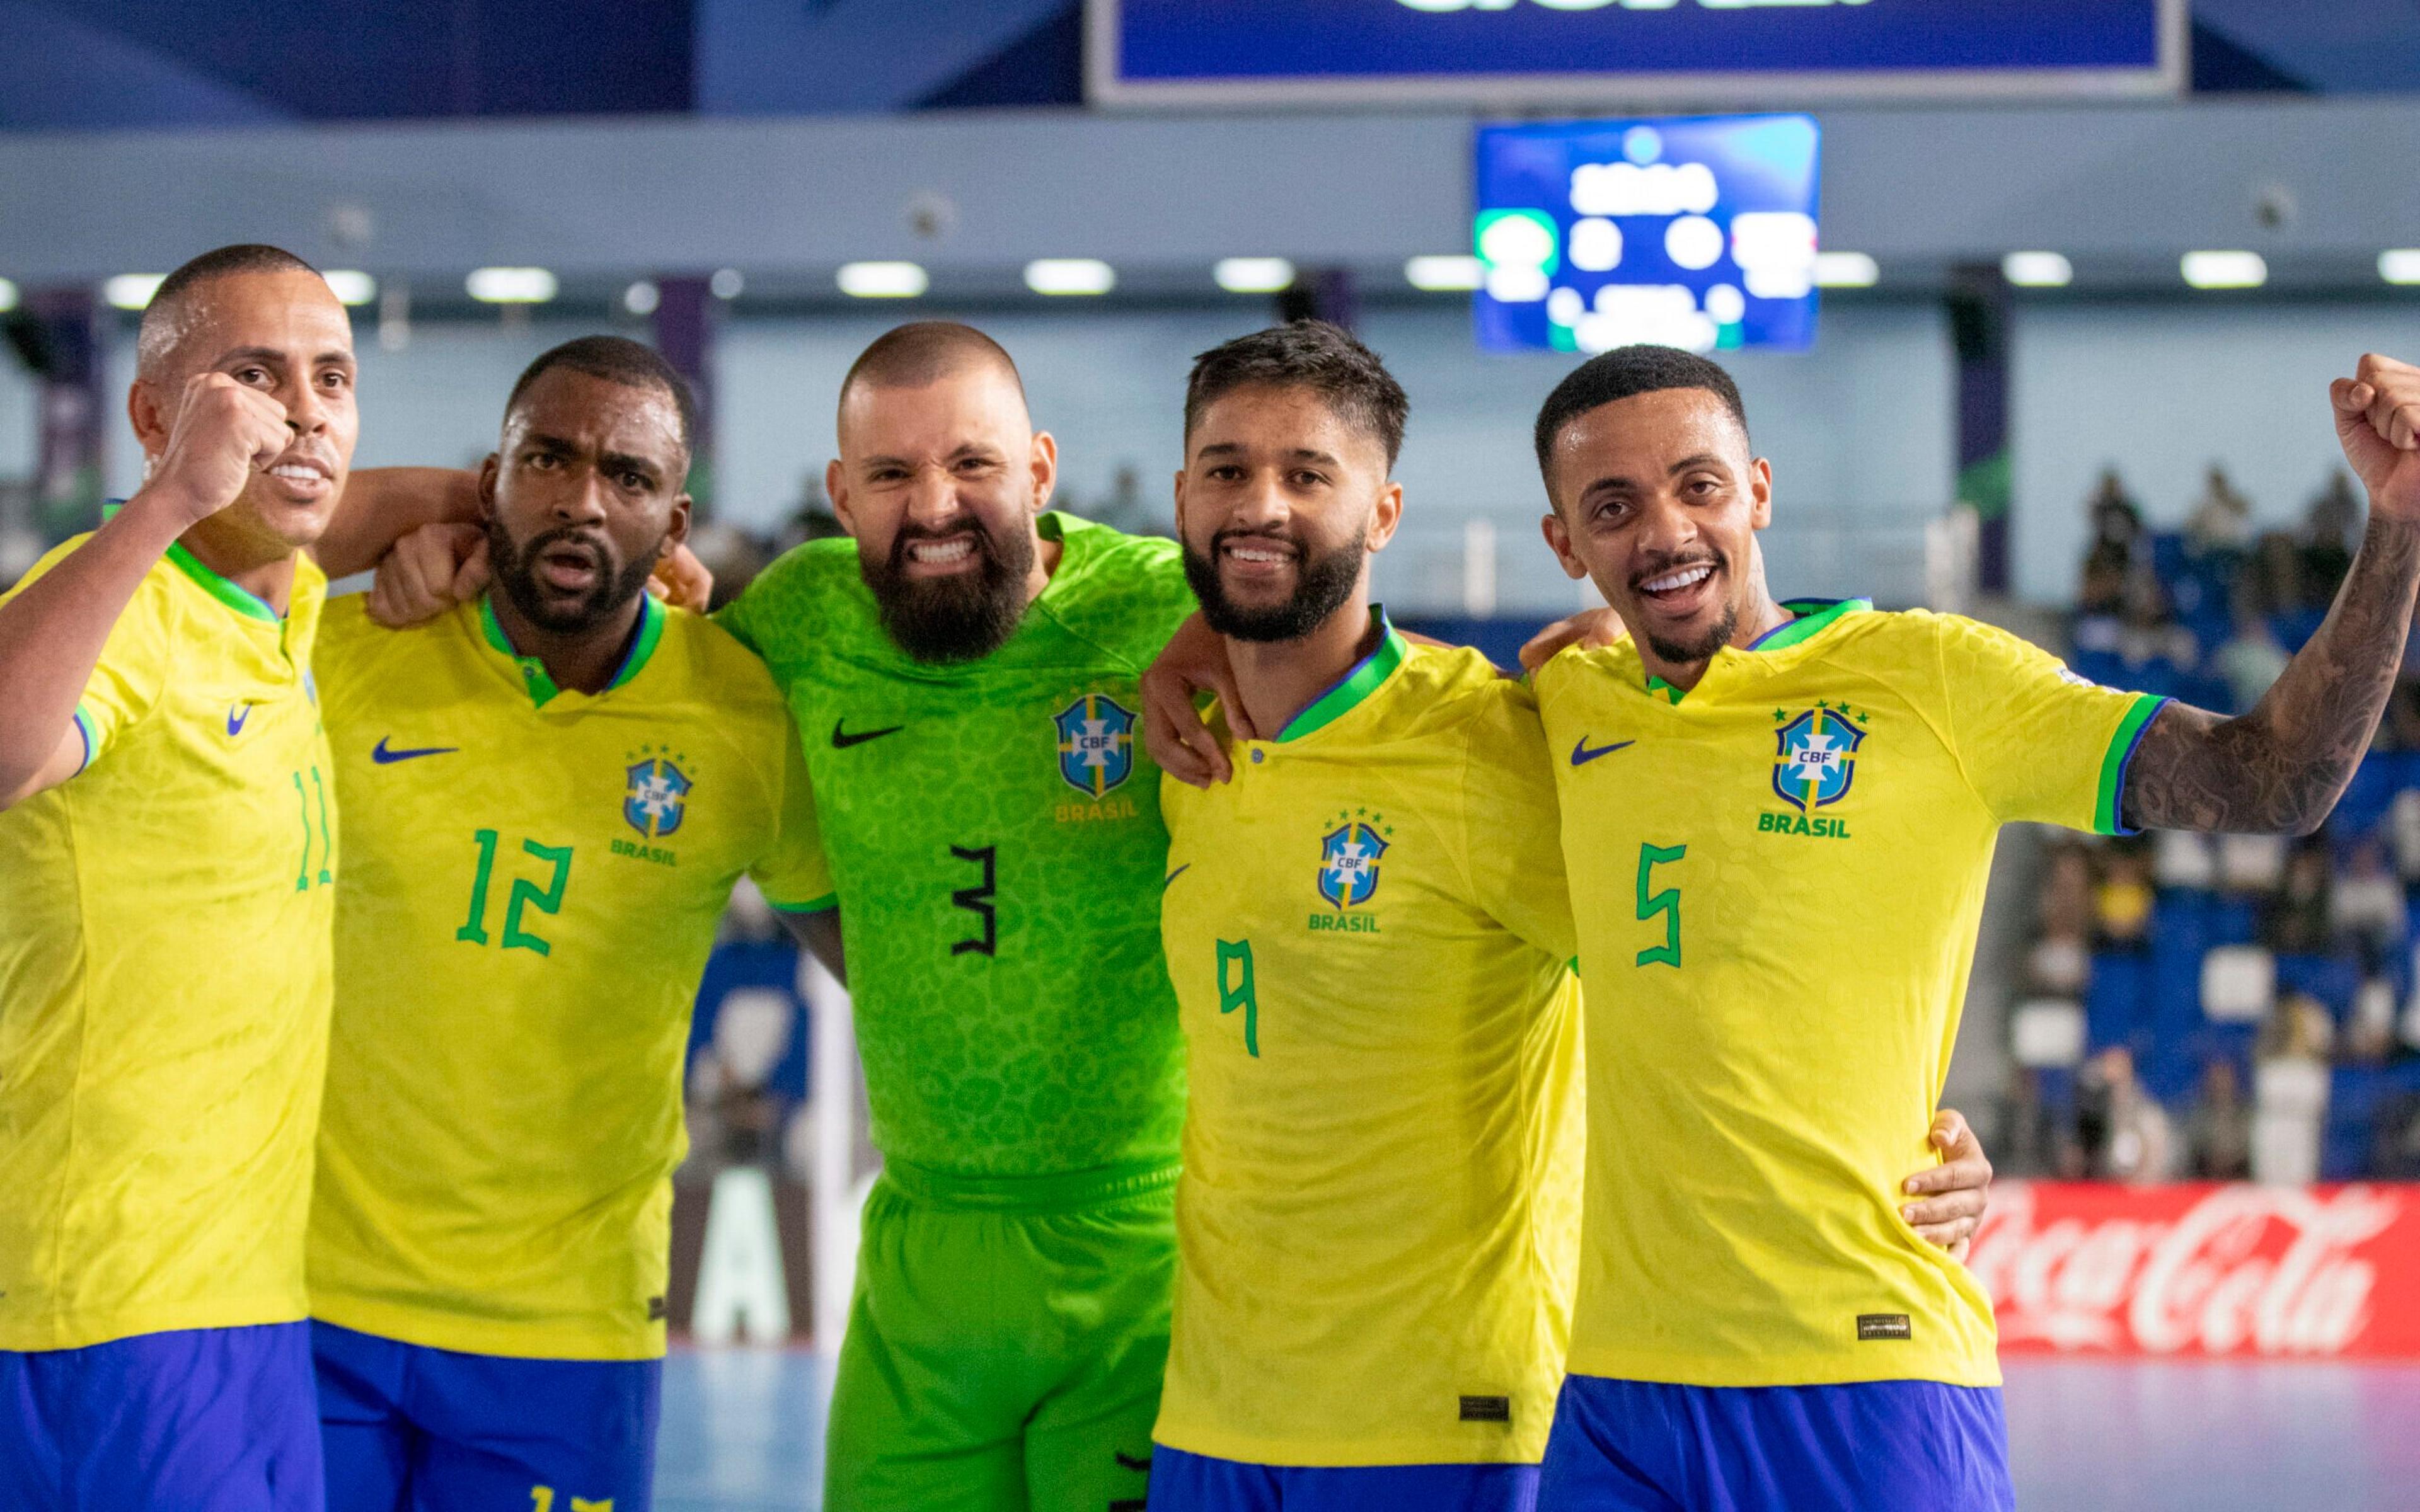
[1635,842,1685,968]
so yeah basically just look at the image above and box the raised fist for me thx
[2332,353,2420,523]
[145,372,291,529]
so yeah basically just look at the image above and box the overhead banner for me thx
[1088,0,2185,108]
[1970,1181,2420,1360]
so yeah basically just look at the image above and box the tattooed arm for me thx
[2123,353,2420,835]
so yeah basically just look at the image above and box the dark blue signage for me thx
[1090,0,2180,106]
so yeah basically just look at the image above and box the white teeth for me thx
[1228,546,1288,564]
[270,464,320,481]
[1644,566,1712,593]
[909,538,976,564]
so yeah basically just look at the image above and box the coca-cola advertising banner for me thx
[1971,1182,2420,1359]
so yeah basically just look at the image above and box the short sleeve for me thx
[1460,679,1577,963]
[751,718,836,913]
[1933,612,2167,835]
[710,585,764,658]
[0,537,171,774]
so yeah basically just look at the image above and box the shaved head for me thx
[137,243,324,381]
[838,321,1025,422]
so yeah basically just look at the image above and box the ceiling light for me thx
[2381,250,2420,287]
[1405,255,1484,292]
[623,280,660,316]
[1213,257,1295,294]
[2002,251,2073,289]
[0,278,16,314]
[104,274,165,310]
[322,270,377,306]
[1023,258,1115,296]
[2181,251,2266,290]
[466,266,558,304]
[710,268,745,301]
[837,261,929,299]
[1812,251,1880,289]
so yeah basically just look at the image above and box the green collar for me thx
[1749,597,1872,653]
[1642,597,1870,703]
[479,592,666,709]
[1276,609,1407,743]
[165,541,282,624]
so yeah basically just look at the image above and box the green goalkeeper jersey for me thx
[716,513,1194,1179]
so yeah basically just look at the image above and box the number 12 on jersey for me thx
[1635,842,1686,968]
[458,830,574,958]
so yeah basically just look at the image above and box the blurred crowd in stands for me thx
[2007,466,2420,1183]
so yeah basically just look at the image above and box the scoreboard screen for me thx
[1089,0,2182,108]
[1474,114,1820,357]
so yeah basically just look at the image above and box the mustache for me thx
[1208,524,1303,556]
[519,525,613,569]
[889,517,1002,564]
[1628,547,1724,592]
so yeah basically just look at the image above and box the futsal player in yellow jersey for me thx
[1523,346,2420,1512]
[305,338,833,1512]
[0,244,384,1512]
[1150,324,1582,1511]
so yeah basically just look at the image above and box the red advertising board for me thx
[1971,1181,2420,1359]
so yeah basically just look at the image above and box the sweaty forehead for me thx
[147,270,351,378]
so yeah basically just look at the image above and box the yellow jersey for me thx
[0,535,336,1351]
[1157,625,1583,1466]
[1534,598,2164,1389]
[306,593,833,1360]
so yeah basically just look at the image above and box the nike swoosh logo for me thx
[1163,865,1190,891]
[226,704,251,737]
[831,720,904,749]
[372,738,461,765]
[1570,736,1635,767]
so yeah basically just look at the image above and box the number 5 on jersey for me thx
[1635,842,1685,969]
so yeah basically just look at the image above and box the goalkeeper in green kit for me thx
[715,324,1198,1510]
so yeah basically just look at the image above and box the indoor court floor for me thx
[653,1351,2420,1511]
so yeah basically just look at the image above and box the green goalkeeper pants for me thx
[823,1157,1178,1512]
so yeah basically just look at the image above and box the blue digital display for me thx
[1474,115,1820,356]
[1091,0,2178,105]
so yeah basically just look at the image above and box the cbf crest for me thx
[1316,808,1393,910]
[625,745,693,839]
[1771,703,1867,813]
[1055,693,1136,797]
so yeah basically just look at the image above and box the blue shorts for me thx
[1149,1444,1540,1511]
[0,1321,324,1512]
[1538,1375,2013,1512]
[311,1320,662,1512]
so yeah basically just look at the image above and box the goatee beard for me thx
[1641,599,1740,668]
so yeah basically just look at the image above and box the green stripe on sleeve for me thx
[2095,694,2170,836]
[72,704,98,774]
[768,892,839,915]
